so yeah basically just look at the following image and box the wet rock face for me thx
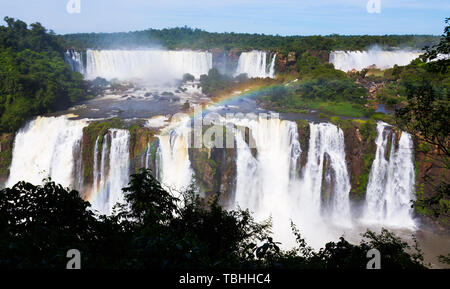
[287,51,296,64]
[296,120,310,169]
[128,127,157,175]
[0,133,14,187]
[276,54,287,72]
[213,147,237,207]
[79,120,156,198]
[320,153,336,216]
[340,121,378,202]
[321,152,334,213]
[276,51,297,72]
[189,147,237,207]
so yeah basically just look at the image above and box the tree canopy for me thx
[0,17,88,133]
[0,169,427,269]
[62,26,439,55]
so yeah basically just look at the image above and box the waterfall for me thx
[233,116,301,246]
[144,142,152,169]
[363,122,416,228]
[299,123,352,226]
[234,50,276,78]
[6,116,87,189]
[330,50,422,72]
[4,111,419,247]
[90,129,130,215]
[85,49,213,81]
[64,50,84,74]
[268,53,277,78]
[155,116,194,193]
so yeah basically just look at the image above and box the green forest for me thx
[0,17,87,133]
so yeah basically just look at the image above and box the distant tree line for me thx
[62,26,439,56]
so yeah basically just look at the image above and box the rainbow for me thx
[187,84,280,119]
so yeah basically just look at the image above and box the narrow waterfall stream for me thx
[89,129,130,215]
[363,122,416,228]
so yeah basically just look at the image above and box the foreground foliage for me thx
[0,169,426,269]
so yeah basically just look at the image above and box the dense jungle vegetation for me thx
[0,169,427,269]
[0,17,88,133]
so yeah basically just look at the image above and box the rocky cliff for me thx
[0,133,14,187]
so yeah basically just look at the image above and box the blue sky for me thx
[0,0,448,35]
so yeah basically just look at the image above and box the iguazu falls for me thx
[0,1,449,282]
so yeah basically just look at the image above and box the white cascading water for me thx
[155,116,194,193]
[298,123,352,227]
[90,129,130,215]
[232,116,301,247]
[144,142,152,169]
[363,122,416,228]
[6,116,87,189]
[5,113,418,246]
[85,49,213,81]
[234,50,276,78]
[64,50,85,74]
[330,50,422,72]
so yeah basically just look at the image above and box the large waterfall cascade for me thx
[5,116,418,247]
[232,117,301,246]
[89,129,131,215]
[231,118,355,248]
[66,49,279,81]
[6,116,87,189]
[154,116,194,193]
[363,122,416,228]
[234,50,276,78]
[85,49,213,81]
[329,50,422,72]
[299,123,352,226]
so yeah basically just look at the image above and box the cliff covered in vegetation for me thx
[0,17,90,133]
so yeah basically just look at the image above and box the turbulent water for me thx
[362,122,416,228]
[234,50,276,78]
[89,129,130,215]
[154,116,194,193]
[231,117,301,245]
[4,113,419,248]
[330,50,422,72]
[64,50,84,74]
[6,116,87,188]
[85,49,213,81]
[299,123,352,226]
[226,118,354,247]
